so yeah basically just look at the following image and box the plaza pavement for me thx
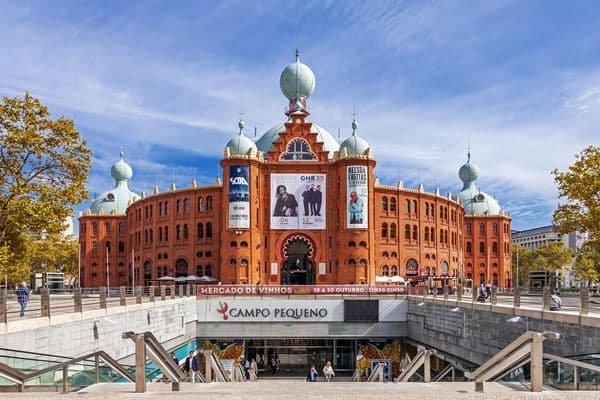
[1,381,599,400]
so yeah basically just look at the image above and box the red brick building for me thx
[78,53,512,288]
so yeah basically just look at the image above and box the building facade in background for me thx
[512,225,588,252]
[78,53,512,288]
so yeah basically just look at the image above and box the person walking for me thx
[549,290,562,311]
[322,361,335,382]
[306,365,318,382]
[249,358,258,382]
[478,283,486,303]
[183,351,198,382]
[16,282,29,317]
[485,282,492,300]
[270,354,280,375]
[399,353,412,375]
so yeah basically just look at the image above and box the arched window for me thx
[381,223,388,239]
[390,198,396,212]
[164,201,169,215]
[382,197,388,211]
[426,267,431,276]
[176,199,182,214]
[144,260,152,278]
[391,265,398,276]
[348,241,356,248]
[183,224,189,240]
[348,258,356,266]
[404,224,411,240]
[196,251,203,258]
[425,203,429,216]
[391,252,398,258]
[466,223,471,234]
[431,229,435,243]
[205,251,212,257]
[432,267,437,276]
[118,241,125,253]
[119,222,125,233]
[157,267,163,278]
[412,225,418,241]
[198,197,205,212]
[382,251,389,258]
[439,205,444,219]
[164,226,169,241]
[159,202,163,216]
[492,273,498,286]
[467,263,472,270]
[206,196,213,211]
[280,138,317,160]
[492,242,498,254]
[92,241,98,254]
[390,223,397,239]
[229,258,237,266]
[197,223,203,239]
[404,199,410,213]
[240,259,249,267]
[230,241,238,247]
[424,227,429,241]
[92,222,98,234]
[206,222,213,238]
[440,229,444,245]
[382,266,389,276]
[176,225,182,240]
[196,265,203,276]
[205,265,213,276]
[359,259,367,267]
[412,200,418,215]
[479,273,485,284]
[466,241,472,253]
[480,223,485,234]
[492,223,497,234]
[240,241,248,247]
[184,198,190,212]
[431,204,435,218]
[493,262,499,269]
[359,241,367,248]
[479,241,485,254]
[105,241,111,253]
[158,254,162,260]
[175,258,188,277]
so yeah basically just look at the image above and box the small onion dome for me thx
[225,118,257,156]
[456,152,501,216]
[339,118,370,156]
[111,152,133,181]
[280,49,316,99]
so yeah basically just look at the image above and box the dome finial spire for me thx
[120,146,124,159]
[238,93,245,135]
[467,146,471,163]
[351,111,358,136]
[295,48,300,62]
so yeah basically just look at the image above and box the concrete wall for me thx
[407,298,600,365]
[0,298,197,361]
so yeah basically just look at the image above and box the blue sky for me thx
[1,1,599,232]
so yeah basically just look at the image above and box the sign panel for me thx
[347,166,368,229]
[196,285,407,296]
[270,174,326,230]
[198,299,345,322]
[228,166,250,229]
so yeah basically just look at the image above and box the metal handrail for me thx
[396,349,436,383]
[0,350,134,392]
[433,363,469,382]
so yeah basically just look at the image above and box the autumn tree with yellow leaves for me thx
[0,92,91,284]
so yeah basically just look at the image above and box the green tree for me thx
[553,146,600,255]
[0,92,91,284]
[573,244,600,286]
[530,242,573,272]
[511,244,533,287]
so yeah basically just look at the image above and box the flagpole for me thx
[106,245,110,294]
[131,248,135,295]
[77,242,81,288]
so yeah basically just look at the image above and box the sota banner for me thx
[270,173,326,230]
[228,165,250,229]
[347,165,368,228]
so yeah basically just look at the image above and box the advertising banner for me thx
[347,166,368,229]
[228,165,250,229]
[197,285,407,296]
[270,173,326,230]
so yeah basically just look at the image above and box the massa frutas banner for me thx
[270,173,326,230]
[228,165,250,229]
[347,165,368,229]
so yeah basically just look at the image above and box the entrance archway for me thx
[281,235,315,285]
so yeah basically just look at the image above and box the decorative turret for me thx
[456,150,501,215]
[339,116,370,157]
[89,150,140,215]
[225,117,258,157]
[280,49,315,115]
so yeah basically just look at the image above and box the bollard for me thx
[190,284,197,296]
[120,286,126,306]
[513,287,521,308]
[457,284,463,301]
[136,286,142,304]
[171,285,176,299]
[0,289,7,324]
[580,288,589,315]
[491,286,497,305]
[542,286,551,311]
[41,288,50,317]
[134,334,147,393]
[160,286,166,301]
[99,287,107,309]
[149,285,155,302]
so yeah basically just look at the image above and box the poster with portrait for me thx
[228,165,250,229]
[270,173,326,230]
[347,166,368,229]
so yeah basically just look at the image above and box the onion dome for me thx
[279,49,316,100]
[339,117,370,156]
[456,151,501,215]
[225,118,258,156]
[90,151,140,214]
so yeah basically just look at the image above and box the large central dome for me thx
[255,123,340,158]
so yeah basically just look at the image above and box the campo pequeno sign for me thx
[196,285,407,296]
[198,299,345,322]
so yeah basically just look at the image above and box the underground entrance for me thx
[280,236,315,285]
